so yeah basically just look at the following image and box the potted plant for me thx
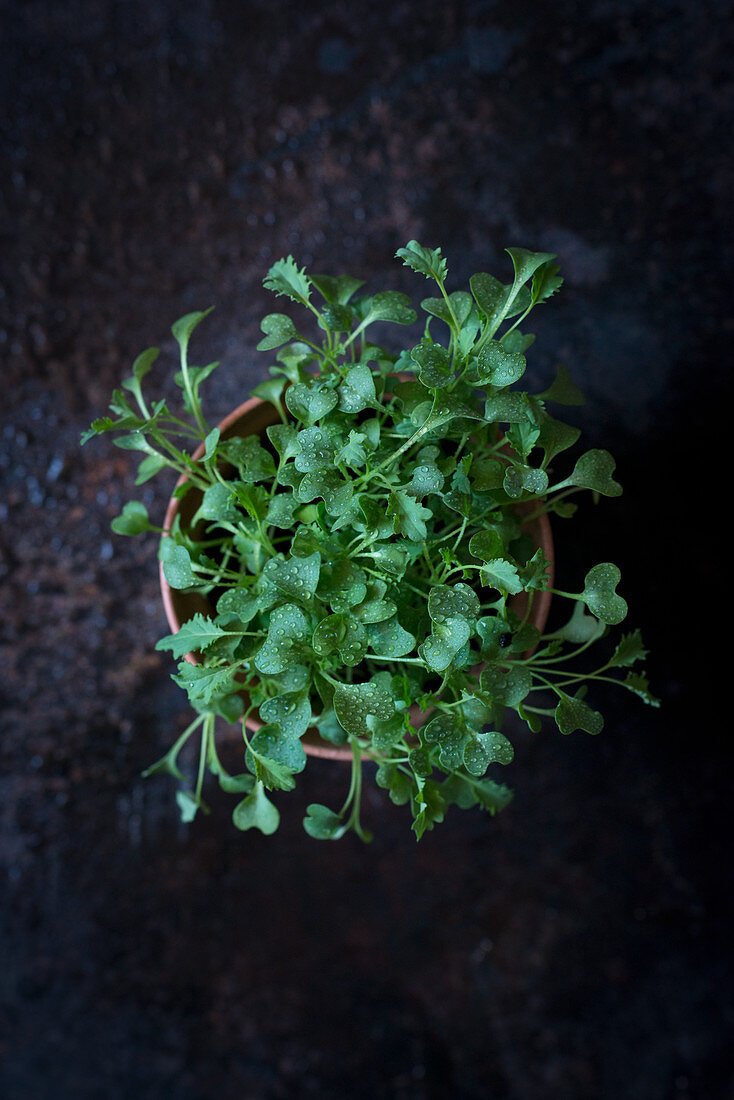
[84,240,657,840]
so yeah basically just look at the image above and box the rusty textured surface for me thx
[1,1,732,1097]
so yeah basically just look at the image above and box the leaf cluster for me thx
[85,242,656,840]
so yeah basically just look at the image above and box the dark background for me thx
[1,1,732,1097]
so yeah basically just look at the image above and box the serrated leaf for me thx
[554,691,604,735]
[622,672,660,707]
[387,490,433,542]
[609,629,648,668]
[263,255,312,305]
[396,240,448,282]
[481,558,523,595]
[173,661,238,705]
[156,613,238,659]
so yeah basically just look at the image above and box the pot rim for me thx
[160,393,555,761]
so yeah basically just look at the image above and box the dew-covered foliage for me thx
[84,242,657,840]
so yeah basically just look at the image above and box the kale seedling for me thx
[84,241,657,840]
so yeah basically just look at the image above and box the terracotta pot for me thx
[160,394,554,760]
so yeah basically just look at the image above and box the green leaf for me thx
[135,454,168,484]
[267,423,300,461]
[364,290,417,325]
[311,273,365,305]
[420,584,477,671]
[248,724,307,774]
[506,247,557,294]
[421,291,473,328]
[565,449,623,497]
[176,789,202,823]
[251,376,287,409]
[463,731,514,776]
[285,382,338,426]
[111,500,154,536]
[411,779,446,840]
[531,261,564,304]
[293,425,336,471]
[203,427,220,460]
[609,629,648,668]
[387,490,433,542]
[245,739,298,791]
[551,602,606,644]
[580,563,628,625]
[162,545,196,589]
[411,342,454,389]
[265,493,299,529]
[254,603,310,674]
[554,691,604,736]
[219,436,276,482]
[468,529,505,562]
[474,342,526,388]
[367,616,416,658]
[535,412,582,466]
[503,464,549,498]
[622,673,660,707]
[422,712,467,769]
[171,307,214,357]
[257,313,298,351]
[233,781,280,834]
[481,558,523,595]
[263,255,312,306]
[407,462,444,498]
[191,482,240,526]
[313,614,368,666]
[303,803,346,839]
[539,364,585,406]
[172,661,238,706]
[396,240,448,283]
[267,550,320,601]
[338,364,377,413]
[336,430,368,469]
[156,613,238,659]
[333,676,395,738]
